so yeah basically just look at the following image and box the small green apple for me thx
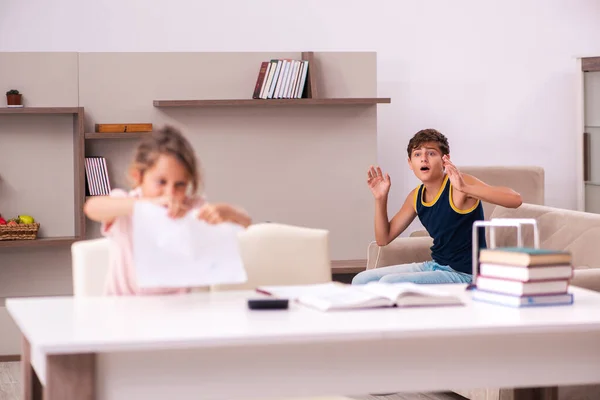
[18,215,34,224]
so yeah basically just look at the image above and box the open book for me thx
[257,282,464,311]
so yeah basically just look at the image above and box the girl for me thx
[84,125,252,296]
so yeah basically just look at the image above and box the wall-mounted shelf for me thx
[0,236,79,249]
[582,57,600,72]
[153,52,391,109]
[0,107,85,249]
[85,132,151,139]
[0,107,81,115]
[153,98,391,107]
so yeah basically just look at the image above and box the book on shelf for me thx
[257,282,464,312]
[252,58,309,100]
[85,156,111,196]
[473,247,574,307]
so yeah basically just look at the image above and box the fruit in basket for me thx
[7,219,18,226]
[18,215,35,224]
[0,215,6,225]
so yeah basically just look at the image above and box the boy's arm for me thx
[443,156,522,209]
[461,174,523,209]
[374,189,418,246]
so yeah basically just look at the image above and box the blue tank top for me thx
[414,175,487,275]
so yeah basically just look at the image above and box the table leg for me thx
[22,336,42,400]
[44,353,96,400]
[513,387,558,400]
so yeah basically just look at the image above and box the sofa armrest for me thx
[571,268,600,292]
[367,236,433,270]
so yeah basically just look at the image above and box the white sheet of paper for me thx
[132,201,248,288]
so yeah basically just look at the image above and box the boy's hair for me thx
[131,125,201,193]
[407,128,450,158]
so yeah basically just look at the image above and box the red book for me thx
[252,61,270,99]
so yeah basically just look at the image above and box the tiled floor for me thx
[0,361,465,400]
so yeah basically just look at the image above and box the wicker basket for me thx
[0,223,40,240]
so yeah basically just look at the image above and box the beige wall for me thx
[0,51,381,355]
[0,53,79,356]
[80,52,379,259]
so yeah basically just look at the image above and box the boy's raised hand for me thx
[442,155,466,191]
[367,165,391,200]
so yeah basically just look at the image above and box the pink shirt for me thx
[101,187,204,296]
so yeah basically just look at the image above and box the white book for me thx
[261,61,277,99]
[287,60,301,99]
[293,62,305,98]
[258,282,463,312]
[258,62,272,99]
[480,263,573,282]
[267,60,283,99]
[472,289,574,308]
[476,276,569,296]
[296,61,309,98]
[274,60,289,99]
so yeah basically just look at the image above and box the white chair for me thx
[71,238,110,297]
[212,223,357,400]
[71,223,333,295]
[212,222,332,291]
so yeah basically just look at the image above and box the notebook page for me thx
[360,282,459,302]
[132,201,248,288]
[297,285,392,311]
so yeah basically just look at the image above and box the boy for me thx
[352,128,522,285]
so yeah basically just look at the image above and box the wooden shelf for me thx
[583,57,600,72]
[0,107,82,115]
[0,107,86,244]
[331,259,367,274]
[85,132,151,139]
[153,98,391,107]
[0,236,80,249]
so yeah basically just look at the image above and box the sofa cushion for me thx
[490,203,600,269]
[461,166,545,220]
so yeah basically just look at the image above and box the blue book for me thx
[472,289,574,308]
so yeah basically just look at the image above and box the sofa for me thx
[364,166,600,400]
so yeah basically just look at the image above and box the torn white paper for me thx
[132,201,248,289]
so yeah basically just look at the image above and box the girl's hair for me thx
[131,125,201,193]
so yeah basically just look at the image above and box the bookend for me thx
[471,218,540,286]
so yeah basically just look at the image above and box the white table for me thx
[7,284,600,400]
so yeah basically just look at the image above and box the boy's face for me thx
[407,142,446,182]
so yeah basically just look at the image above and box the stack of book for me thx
[252,59,309,100]
[472,247,574,307]
[85,156,111,196]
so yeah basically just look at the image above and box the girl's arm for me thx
[197,203,252,228]
[223,204,252,228]
[83,195,137,225]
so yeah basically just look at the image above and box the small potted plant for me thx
[6,89,23,107]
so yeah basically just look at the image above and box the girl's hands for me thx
[144,196,252,227]
[149,196,191,219]
[197,203,252,228]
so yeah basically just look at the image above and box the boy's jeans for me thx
[351,260,472,285]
